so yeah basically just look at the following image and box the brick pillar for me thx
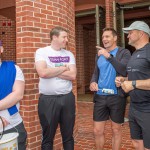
[105,0,114,27]
[16,0,76,149]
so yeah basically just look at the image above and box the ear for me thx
[53,35,58,40]
[114,35,117,42]
[140,31,144,37]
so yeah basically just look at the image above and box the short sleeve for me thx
[68,51,76,65]
[35,48,46,62]
[15,65,25,81]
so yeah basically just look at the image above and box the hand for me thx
[121,81,134,93]
[96,46,110,58]
[0,117,9,127]
[90,82,98,91]
[60,65,69,72]
[115,76,125,87]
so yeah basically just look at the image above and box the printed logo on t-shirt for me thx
[49,56,70,67]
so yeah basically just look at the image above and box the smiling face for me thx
[102,30,117,50]
[53,31,68,49]
[127,30,143,47]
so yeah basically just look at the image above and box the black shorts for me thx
[129,106,150,149]
[93,94,126,124]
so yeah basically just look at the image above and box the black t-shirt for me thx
[127,43,150,112]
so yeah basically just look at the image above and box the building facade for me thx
[0,0,150,149]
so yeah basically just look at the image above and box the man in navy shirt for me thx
[90,28,131,150]
[116,21,150,150]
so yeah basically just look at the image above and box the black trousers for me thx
[38,92,75,150]
[3,122,27,150]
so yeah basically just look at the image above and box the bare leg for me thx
[111,121,122,150]
[93,121,106,150]
[132,140,144,150]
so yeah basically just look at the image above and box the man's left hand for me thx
[121,81,134,93]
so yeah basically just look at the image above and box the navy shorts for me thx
[93,94,126,124]
[129,106,150,149]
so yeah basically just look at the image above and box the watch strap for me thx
[107,54,113,60]
[132,80,136,89]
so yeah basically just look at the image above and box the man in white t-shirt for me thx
[0,41,27,149]
[35,26,77,150]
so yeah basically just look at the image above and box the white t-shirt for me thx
[0,65,24,131]
[35,46,76,95]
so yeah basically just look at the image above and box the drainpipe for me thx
[113,1,117,30]
[95,5,100,46]
[120,9,125,47]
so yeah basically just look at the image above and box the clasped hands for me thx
[115,77,134,93]
[58,64,70,72]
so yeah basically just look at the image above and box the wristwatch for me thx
[132,80,136,89]
[107,54,113,60]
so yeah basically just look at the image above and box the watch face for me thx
[132,80,136,88]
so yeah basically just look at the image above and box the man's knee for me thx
[132,139,144,150]
[112,126,121,136]
[93,127,104,137]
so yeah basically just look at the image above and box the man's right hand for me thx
[115,76,125,87]
[90,82,98,91]
[60,65,69,72]
[0,117,9,127]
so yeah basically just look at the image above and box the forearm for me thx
[135,79,150,90]
[37,66,67,78]
[57,70,76,80]
[108,50,131,76]
[0,80,24,111]
[0,92,23,111]
[109,58,127,76]
[90,59,99,83]
[57,65,76,80]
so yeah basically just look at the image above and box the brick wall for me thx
[15,0,76,149]
[0,11,16,61]
[105,0,114,27]
[76,10,105,94]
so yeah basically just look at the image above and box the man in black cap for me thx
[116,21,150,150]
